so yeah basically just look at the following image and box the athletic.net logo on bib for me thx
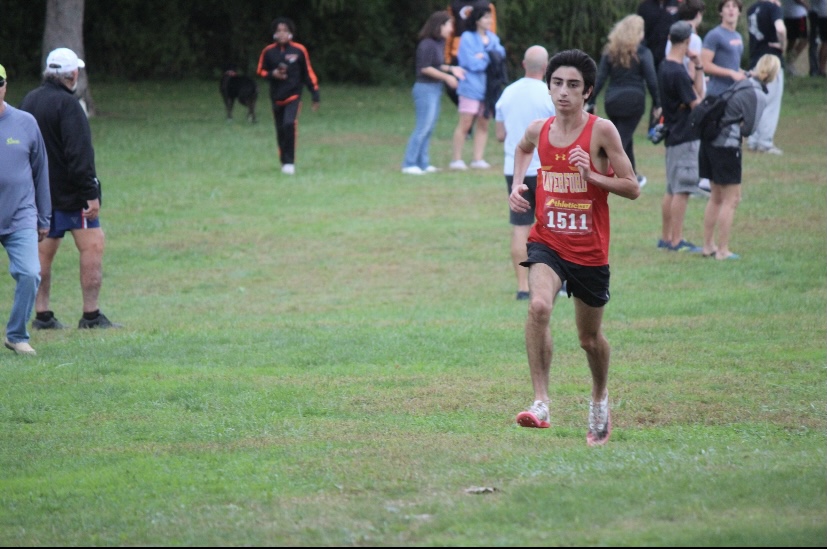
[544,197,593,234]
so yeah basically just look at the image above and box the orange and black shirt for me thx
[257,41,320,106]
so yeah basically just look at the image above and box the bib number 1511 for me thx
[544,198,593,235]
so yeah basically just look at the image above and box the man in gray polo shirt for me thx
[0,63,52,355]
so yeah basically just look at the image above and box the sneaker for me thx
[636,174,647,188]
[424,165,440,173]
[281,164,295,175]
[757,145,783,155]
[657,239,670,249]
[668,240,702,253]
[557,280,568,297]
[449,160,468,171]
[469,159,491,169]
[587,394,611,446]
[516,400,550,428]
[4,338,36,355]
[516,291,530,300]
[401,166,425,175]
[78,312,122,329]
[31,313,65,330]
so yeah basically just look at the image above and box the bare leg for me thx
[524,263,562,403]
[702,183,724,255]
[668,193,691,247]
[71,228,105,313]
[713,184,741,259]
[661,193,673,243]
[35,237,61,313]
[452,113,475,162]
[573,298,609,403]
[511,225,531,293]
[472,115,489,162]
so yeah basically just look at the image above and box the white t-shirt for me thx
[495,77,555,176]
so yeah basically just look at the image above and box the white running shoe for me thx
[469,159,491,169]
[449,160,468,170]
[281,164,295,175]
[587,394,612,446]
[424,165,439,173]
[516,400,550,428]
[401,166,425,175]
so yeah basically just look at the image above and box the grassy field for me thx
[1,76,825,546]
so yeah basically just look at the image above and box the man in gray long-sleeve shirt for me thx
[0,64,51,355]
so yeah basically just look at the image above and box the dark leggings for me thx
[604,89,646,172]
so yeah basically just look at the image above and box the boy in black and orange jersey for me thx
[257,17,320,175]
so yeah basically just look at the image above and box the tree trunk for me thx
[43,0,95,116]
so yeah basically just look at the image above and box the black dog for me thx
[220,69,258,123]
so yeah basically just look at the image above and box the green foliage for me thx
[6,0,638,83]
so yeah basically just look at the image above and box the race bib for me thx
[543,197,593,234]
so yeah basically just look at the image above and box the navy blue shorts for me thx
[521,242,611,308]
[47,209,102,239]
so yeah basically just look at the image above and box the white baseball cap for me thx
[45,48,86,73]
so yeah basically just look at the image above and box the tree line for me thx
[2,0,640,84]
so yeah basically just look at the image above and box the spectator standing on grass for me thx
[666,0,712,195]
[0,64,51,355]
[702,0,748,97]
[402,11,466,175]
[746,0,788,155]
[658,22,706,253]
[256,17,320,176]
[20,48,120,330]
[588,14,661,189]
[449,2,505,170]
[700,54,779,260]
[508,50,640,447]
[494,45,555,301]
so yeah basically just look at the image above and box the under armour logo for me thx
[555,154,566,161]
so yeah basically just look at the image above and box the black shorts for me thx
[784,16,808,41]
[699,142,742,185]
[506,175,537,226]
[521,242,611,308]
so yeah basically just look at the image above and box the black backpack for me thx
[689,85,740,141]
[484,49,508,118]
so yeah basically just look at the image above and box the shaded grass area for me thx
[0,78,825,546]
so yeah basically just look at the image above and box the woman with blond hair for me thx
[699,53,780,260]
[588,14,661,187]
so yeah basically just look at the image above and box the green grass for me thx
[1,77,825,546]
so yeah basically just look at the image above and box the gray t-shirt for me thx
[0,103,51,234]
[703,25,745,96]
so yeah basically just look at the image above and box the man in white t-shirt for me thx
[495,46,556,301]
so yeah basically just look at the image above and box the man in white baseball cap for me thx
[45,47,85,74]
[19,48,122,330]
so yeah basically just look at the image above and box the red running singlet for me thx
[528,114,614,266]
